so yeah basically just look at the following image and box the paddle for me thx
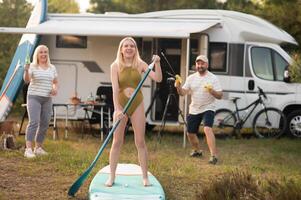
[68,61,156,197]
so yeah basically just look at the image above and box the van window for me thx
[209,42,227,72]
[251,47,273,80]
[251,47,288,81]
[56,35,87,48]
[274,52,288,81]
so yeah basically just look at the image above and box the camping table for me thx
[19,103,69,139]
[52,103,69,140]
[20,102,111,141]
[80,102,111,141]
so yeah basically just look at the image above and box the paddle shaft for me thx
[68,61,155,196]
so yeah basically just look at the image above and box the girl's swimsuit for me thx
[118,66,143,116]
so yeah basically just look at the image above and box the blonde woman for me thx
[106,37,162,187]
[23,45,58,158]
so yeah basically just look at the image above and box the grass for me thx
[1,128,301,200]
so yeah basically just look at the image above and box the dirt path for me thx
[0,156,89,200]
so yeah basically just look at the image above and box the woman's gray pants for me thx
[26,95,52,143]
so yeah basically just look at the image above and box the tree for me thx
[0,0,80,87]
[290,54,301,83]
[224,0,301,52]
[89,0,219,14]
[259,0,301,52]
[0,0,31,86]
[48,0,79,13]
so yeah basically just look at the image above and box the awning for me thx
[0,17,220,38]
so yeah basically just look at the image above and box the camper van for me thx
[1,2,300,137]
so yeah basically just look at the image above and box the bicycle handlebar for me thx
[257,86,267,99]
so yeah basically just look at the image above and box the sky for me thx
[27,0,90,13]
[75,0,90,13]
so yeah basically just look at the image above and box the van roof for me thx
[0,9,297,45]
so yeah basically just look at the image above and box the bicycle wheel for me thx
[213,109,236,137]
[253,107,287,138]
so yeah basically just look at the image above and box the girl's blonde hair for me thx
[115,37,141,70]
[32,45,52,67]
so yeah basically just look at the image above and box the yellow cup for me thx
[204,83,213,92]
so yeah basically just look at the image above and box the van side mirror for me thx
[283,65,291,83]
[248,80,255,90]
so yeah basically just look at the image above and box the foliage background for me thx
[1,0,301,88]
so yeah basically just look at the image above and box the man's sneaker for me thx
[24,148,36,158]
[208,156,218,165]
[34,147,48,156]
[190,150,203,157]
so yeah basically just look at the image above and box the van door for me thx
[52,63,78,118]
[245,43,296,111]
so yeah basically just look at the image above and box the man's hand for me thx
[174,74,182,88]
[203,83,213,92]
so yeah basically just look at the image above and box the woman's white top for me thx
[27,64,58,97]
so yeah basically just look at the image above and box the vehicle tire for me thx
[286,110,301,138]
[253,107,286,138]
[213,109,236,137]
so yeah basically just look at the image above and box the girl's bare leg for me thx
[105,116,128,187]
[131,103,151,186]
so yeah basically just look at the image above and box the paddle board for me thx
[89,163,165,200]
[0,0,47,121]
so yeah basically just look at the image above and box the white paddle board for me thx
[0,0,47,121]
[89,163,165,200]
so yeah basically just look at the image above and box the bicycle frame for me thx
[215,86,286,138]
[232,95,266,128]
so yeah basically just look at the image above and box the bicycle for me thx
[213,87,287,138]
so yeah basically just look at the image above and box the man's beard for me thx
[197,66,207,74]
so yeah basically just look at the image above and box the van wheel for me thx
[287,110,301,138]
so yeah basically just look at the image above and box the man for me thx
[174,55,222,164]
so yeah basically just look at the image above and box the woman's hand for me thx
[24,64,30,71]
[51,79,58,96]
[23,64,31,83]
[50,88,58,96]
[152,55,161,64]
[149,55,162,82]
[114,109,126,121]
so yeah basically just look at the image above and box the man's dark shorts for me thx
[187,110,215,134]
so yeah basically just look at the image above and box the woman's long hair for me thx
[32,45,52,67]
[115,37,141,70]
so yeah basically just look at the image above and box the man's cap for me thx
[195,55,208,63]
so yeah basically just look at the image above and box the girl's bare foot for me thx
[143,178,152,187]
[105,178,114,187]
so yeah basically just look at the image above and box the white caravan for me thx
[1,8,301,136]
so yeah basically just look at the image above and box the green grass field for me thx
[0,129,301,200]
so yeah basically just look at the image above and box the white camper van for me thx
[1,8,301,137]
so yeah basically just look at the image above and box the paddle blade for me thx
[68,168,91,196]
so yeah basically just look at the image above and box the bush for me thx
[196,170,301,200]
[290,54,301,83]
[264,178,301,200]
[196,170,264,200]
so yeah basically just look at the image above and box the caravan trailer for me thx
[1,4,301,137]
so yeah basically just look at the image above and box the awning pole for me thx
[183,38,190,148]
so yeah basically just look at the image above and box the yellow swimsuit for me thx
[118,66,143,116]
